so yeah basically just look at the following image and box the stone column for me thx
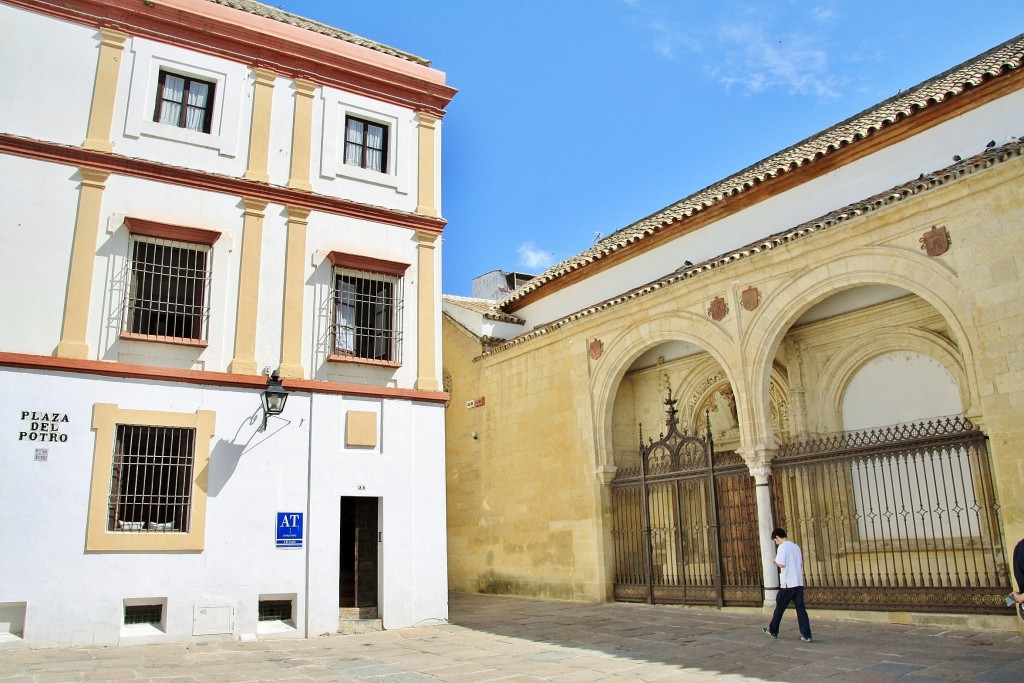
[229,198,267,374]
[83,28,128,152]
[278,205,309,379]
[243,68,277,183]
[415,230,440,391]
[415,113,439,218]
[738,444,780,607]
[287,79,317,192]
[56,168,110,359]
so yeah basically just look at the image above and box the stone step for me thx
[337,617,383,635]
[338,606,378,619]
[338,606,382,635]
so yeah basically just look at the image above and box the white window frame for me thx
[321,91,409,194]
[123,40,244,157]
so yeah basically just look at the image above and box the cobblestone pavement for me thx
[1,593,1022,682]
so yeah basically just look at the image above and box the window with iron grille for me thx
[258,600,293,622]
[331,259,405,364]
[124,235,212,342]
[153,70,216,133]
[344,116,388,173]
[107,424,195,533]
[124,604,163,625]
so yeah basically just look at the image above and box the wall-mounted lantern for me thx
[259,370,288,431]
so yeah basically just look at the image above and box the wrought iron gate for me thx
[771,416,1010,614]
[611,393,762,606]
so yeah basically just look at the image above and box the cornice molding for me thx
[0,352,449,404]
[5,0,456,116]
[0,134,446,235]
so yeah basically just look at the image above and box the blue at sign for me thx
[276,512,303,548]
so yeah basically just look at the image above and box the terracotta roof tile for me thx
[481,139,1024,357]
[500,33,1024,307]
[206,0,431,65]
[443,295,525,324]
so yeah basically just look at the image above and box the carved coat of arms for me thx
[741,286,761,311]
[919,225,950,257]
[707,296,728,322]
[588,338,603,360]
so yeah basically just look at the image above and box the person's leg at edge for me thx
[768,587,793,635]
[793,586,812,639]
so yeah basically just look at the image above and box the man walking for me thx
[763,527,813,642]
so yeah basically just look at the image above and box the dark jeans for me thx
[768,586,811,638]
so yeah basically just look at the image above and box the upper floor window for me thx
[122,219,220,345]
[153,70,216,134]
[344,116,388,173]
[329,253,408,364]
[108,424,195,534]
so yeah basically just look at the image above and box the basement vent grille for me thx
[258,599,292,622]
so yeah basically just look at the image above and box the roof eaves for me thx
[481,138,1024,358]
[498,33,1024,308]
[206,0,431,65]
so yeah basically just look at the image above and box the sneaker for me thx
[762,627,777,638]
[800,636,813,642]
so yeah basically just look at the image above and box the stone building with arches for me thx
[443,34,1024,625]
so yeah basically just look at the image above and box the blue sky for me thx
[279,1,1024,297]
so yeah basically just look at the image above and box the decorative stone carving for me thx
[588,338,604,360]
[919,225,950,257]
[707,296,729,321]
[741,286,761,311]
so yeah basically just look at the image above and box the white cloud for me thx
[517,242,555,271]
[619,1,844,100]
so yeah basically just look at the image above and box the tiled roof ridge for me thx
[442,295,525,324]
[477,138,1024,360]
[499,33,1024,307]
[206,0,431,66]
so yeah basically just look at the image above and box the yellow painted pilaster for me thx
[286,79,317,192]
[56,168,110,359]
[415,230,440,391]
[415,113,439,217]
[83,28,128,153]
[243,69,277,183]
[278,206,310,379]
[229,198,268,374]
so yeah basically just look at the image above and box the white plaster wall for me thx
[305,214,421,388]
[111,37,252,176]
[0,368,447,647]
[513,90,1024,329]
[842,350,962,430]
[305,396,448,634]
[266,77,296,187]
[0,5,95,146]
[0,156,81,354]
[0,369,311,647]
[313,86,418,212]
[90,177,249,371]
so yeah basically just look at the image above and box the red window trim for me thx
[328,252,409,275]
[125,217,221,246]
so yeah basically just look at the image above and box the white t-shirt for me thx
[775,540,805,588]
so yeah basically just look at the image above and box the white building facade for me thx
[0,0,455,647]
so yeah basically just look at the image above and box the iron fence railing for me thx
[771,416,1010,614]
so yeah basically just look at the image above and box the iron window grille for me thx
[153,70,215,133]
[124,235,212,343]
[330,257,406,364]
[124,604,163,625]
[107,424,195,533]
[343,115,388,173]
[258,600,293,622]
